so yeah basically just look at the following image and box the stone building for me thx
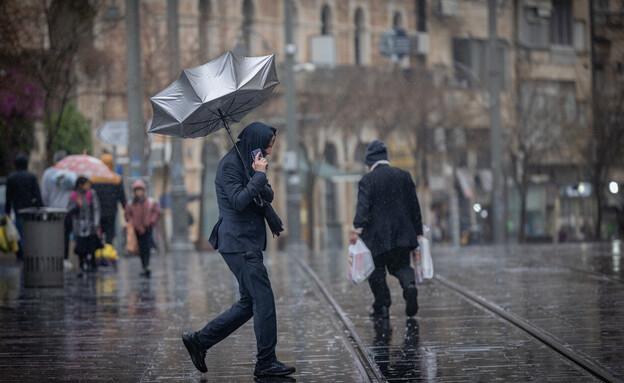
[41,0,617,247]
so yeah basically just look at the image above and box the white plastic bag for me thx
[418,236,433,279]
[412,236,433,283]
[347,237,375,285]
[4,218,20,243]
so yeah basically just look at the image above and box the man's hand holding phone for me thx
[252,149,268,173]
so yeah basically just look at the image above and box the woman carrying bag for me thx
[124,180,160,278]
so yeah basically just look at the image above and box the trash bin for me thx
[19,207,67,287]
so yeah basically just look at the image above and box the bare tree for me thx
[505,79,579,242]
[586,73,624,239]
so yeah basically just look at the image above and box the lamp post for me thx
[488,0,505,244]
[283,0,304,251]
[167,0,193,251]
[125,0,145,182]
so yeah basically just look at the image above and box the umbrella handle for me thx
[219,109,258,182]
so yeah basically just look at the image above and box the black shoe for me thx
[254,360,296,377]
[369,305,389,319]
[405,285,419,317]
[140,269,151,278]
[182,332,207,373]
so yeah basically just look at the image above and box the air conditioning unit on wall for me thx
[310,35,336,67]
[411,32,430,55]
[437,0,458,17]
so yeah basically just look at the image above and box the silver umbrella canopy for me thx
[148,51,279,139]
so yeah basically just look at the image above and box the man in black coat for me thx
[181,122,295,378]
[4,154,43,259]
[350,140,423,318]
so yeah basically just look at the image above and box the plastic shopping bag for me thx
[95,243,119,260]
[412,236,433,284]
[347,238,375,285]
[0,217,19,253]
[125,224,139,255]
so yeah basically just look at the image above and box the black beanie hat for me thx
[364,140,389,166]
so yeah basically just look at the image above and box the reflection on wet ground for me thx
[0,251,363,382]
[304,243,622,382]
[0,241,622,382]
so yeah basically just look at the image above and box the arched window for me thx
[242,0,254,54]
[354,8,364,66]
[198,0,211,62]
[321,5,332,35]
[393,11,403,29]
[416,0,427,32]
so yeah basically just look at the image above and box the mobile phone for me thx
[251,148,263,162]
[251,148,267,170]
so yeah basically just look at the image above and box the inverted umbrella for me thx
[148,50,279,141]
[54,154,116,181]
[148,51,283,236]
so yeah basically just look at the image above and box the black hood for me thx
[14,154,28,171]
[364,140,388,166]
[236,121,276,175]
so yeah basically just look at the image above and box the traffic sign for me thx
[97,120,128,146]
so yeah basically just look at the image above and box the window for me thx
[416,0,427,32]
[354,8,364,65]
[321,5,332,35]
[520,3,550,47]
[242,0,254,54]
[452,38,510,91]
[551,0,572,46]
[393,11,403,29]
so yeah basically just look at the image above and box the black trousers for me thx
[136,228,151,269]
[196,251,277,365]
[100,214,117,244]
[368,247,416,310]
[63,215,72,260]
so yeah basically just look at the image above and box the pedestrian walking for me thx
[91,154,126,245]
[350,140,423,319]
[124,179,160,278]
[67,176,102,277]
[41,150,74,268]
[181,122,295,378]
[4,154,43,260]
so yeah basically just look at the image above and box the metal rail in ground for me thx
[293,255,385,383]
[435,274,622,383]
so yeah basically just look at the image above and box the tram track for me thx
[293,255,385,383]
[293,251,621,383]
[435,274,622,383]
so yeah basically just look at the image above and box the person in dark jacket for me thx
[181,122,295,378]
[67,176,101,276]
[92,154,126,245]
[350,140,423,319]
[4,154,43,260]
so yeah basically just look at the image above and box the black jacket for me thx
[209,122,276,253]
[5,170,42,215]
[92,182,126,217]
[353,164,423,255]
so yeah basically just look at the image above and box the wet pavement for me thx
[0,240,622,382]
[302,241,624,382]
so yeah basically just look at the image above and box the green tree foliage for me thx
[48,103,92,156]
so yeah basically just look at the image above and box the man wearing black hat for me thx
[350,140,423,319]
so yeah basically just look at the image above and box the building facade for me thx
[64,0,618,248]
